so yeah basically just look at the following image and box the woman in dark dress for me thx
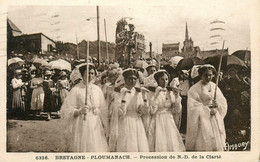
[43,70,57,120]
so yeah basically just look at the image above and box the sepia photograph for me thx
[0,0,259,161]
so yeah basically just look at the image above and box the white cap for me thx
[169,56,183,68]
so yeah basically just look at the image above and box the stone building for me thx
[181,22,194,53]
[162,42,180,59]
[14,33,56,54]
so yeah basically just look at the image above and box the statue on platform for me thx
[126,24,137,57]
[115,18,145,68]
[115,19,137,68]
[115,19,128,67]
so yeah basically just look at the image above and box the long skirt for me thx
[43,90,57,112]
[31,87,44,111]
[148,111,185,152]
[116,113,149,152]
[59,89,69,104]
[71,114,108,152]
[12,88,24,111]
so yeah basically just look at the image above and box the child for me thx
[56,71,70,110]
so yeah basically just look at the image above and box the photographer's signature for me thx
[224,141,250,151]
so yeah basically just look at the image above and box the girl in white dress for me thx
[142,64,157,135]
[185,65,227,151]
[61,63,108,152]
[11,69,25,114]
[148,70,185,152]
[115,68,149,152]
[56,71,70,105]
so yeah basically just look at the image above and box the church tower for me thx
[182,22,194,52]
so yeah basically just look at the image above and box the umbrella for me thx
[232,50,250,67]
[176,57,204,70]
[50,59,71,71]
[133,60,148,69]
[8,57,24,66]
[32,58,48,66]
[162,64,175,73]
[204,55,247,70]
[231,50,250,61]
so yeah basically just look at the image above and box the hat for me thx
[29,65,36,71]
[153,69,169,81]
[77,63,97,76]
[191,65,202,79]
[122,68,139,79]
[191,64,215,79]
[107,69,119,79]
[76,63,95,70]
[15,69,22,74]
[45,70,52,76]
[59,71,67,77]
[70,68,82,84]
[146,64,157,71]
[199,64,215,69]
[169,56,183,68]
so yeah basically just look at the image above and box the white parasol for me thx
[8,57,24,66]
[49,59,72,71]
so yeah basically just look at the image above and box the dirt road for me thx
[7,117,250,152]
[7,118,68,152]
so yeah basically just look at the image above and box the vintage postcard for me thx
[0,0,259,162]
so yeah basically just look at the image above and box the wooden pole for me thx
[210,41,225,150]
[83,41,89,120]
[149,42,152,58]
[214,40,225,100]
[104,19,109,62]
[76,33,79,60]
[97,6,101,66]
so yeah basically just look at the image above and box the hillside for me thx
[59,40,116,61]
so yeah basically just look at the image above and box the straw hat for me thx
[45,70,52,76]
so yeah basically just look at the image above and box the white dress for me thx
[141,91,153,136]
[116,87,149,152]
[142,75,157,135]
[30,77,44,111]
[11,78,24,111]
[108,89,121,152]
[185,80,227,151]
[148,87,185,152]
[60,82,108,152]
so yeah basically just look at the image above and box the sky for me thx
[7,1,250,54]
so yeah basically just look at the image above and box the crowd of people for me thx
[7,56,251,152]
